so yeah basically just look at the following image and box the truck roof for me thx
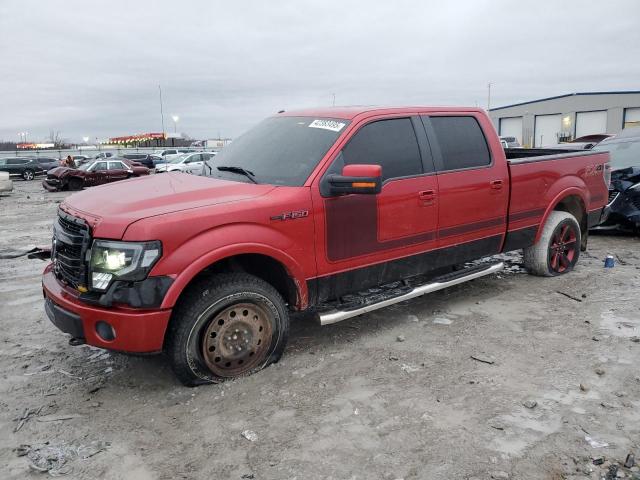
[278,106,487,120]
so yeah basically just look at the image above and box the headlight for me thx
[89,240,161,291]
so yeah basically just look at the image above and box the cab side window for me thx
[428,116,491,171]
[340,118,423,181]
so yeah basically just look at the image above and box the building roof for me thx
[490,90,640,112]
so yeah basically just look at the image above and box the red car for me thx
[42,107,609,385]
[42,158,149,191]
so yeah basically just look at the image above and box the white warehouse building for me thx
[489,91,640,147]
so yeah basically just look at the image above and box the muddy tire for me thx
[68,177,83,191]
[523,211,581,277]
[165,273,289,386]
[22,169,35,181]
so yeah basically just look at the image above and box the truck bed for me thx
[505,148,600,162]
[504,149,610,252]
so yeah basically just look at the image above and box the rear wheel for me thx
[22,169,35,181]
[165,273,289,386]
[523,211,581,276]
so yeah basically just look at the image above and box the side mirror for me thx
[327,164,382,196]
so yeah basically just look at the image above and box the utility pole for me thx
[487,82,492,111]
[332,93,336,107]
[158,84,166,143]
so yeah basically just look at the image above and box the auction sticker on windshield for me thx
[308,119,346,132]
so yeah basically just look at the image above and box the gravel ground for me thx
[1,179,639,480]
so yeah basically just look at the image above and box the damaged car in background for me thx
[592,128,640,234]
[42,158,149,191]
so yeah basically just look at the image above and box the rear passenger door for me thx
[421,114,509,256]
[107,161,130,181]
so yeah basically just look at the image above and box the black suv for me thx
[35,157,61,171]
[0,157,46,180]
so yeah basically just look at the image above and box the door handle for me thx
[419,190,436,205]
[490,180,503,190]
[419,190,436,198]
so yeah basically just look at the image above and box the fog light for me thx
[95,321,116,341]
[92,272,113,290]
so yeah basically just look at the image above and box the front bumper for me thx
[42,265,171,353]
[591,191,640,232]
[42,178,62,192]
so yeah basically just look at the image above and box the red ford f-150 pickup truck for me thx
[42,107,609,385]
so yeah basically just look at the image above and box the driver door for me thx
[312,116,439,296]
[183,154,202,175]
[87,161,108,186]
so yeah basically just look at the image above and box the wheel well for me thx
[553,195,587,248]
[178,254,298,309]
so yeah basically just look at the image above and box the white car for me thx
[154,152,216,175]
[0,171,13,194]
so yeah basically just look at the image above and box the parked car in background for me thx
[42,158,149,191]
[155,152,216,175]
[0,157,45,180]
[35,157,62,171]
[499,136,521,148]
[94,152,114,159]
[0,171,13,193]
[73,155,91,165]
[121,153,161,169]
[591,128,640,233]
[571,134,614,145]
[547,142,597,151]
[153,148,197,164]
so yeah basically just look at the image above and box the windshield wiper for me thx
[216,165,258,184]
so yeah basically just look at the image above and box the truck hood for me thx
[61,173,276,238]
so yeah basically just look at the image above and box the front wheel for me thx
[523,211,581,276]
[67,177,83,190]
[22,169,35,181]
[165,273,290,386]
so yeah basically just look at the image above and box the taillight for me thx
[603,163,611,188]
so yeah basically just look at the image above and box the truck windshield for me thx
[202,116,349,186]
[593,138,640,170]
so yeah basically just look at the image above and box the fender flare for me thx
[535,186,588,243]
[160,242,309,310]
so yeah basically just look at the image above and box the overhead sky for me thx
[1,0,639,142]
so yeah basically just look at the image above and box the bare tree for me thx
[48,130,66,148]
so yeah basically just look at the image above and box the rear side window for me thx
[341,118,422,181]
[429,116,491,170]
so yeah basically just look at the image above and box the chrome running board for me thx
[318,262,504,325]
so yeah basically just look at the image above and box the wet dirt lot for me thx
[1,180,639,480]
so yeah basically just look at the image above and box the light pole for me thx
[171,115,179,133]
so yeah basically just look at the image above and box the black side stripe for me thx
[508,208,545,222]
[439,216,505,238]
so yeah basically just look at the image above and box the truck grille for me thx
[52,211,91,289]
[607,190,619,205]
